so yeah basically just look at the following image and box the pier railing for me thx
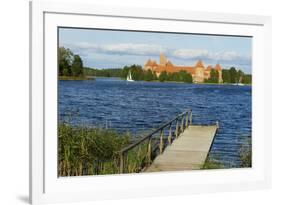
[118,109,193,174]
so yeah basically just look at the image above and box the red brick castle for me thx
[143,53,223,83]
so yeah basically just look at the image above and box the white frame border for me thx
[30,1,272,204]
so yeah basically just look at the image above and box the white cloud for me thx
[209,51,242,61]
[171,49,209,59]
[65,42,166,56]
[62,42,251,63]
[171,49,250,63]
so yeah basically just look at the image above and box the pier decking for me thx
[118,109,219,174]
[145,125,218,172]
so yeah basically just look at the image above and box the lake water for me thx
[59,77,252,168]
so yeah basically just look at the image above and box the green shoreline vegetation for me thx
[59,123,252,176]
[59,76,95,80]
[58,123,151,176]
[59,47,252,84]
[58,123,130,176]
[202,138,252,169]
[83,64,251,84]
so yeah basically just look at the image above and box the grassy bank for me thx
[202,159,224,169]
[59,123,252,176]
[58,123,131,176]
[59,76,95,80]
[58,123,151,176]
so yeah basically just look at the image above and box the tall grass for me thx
[58,123,131,176]
[202,136,252,169]
[239,138,252,167]
[202,158,224,169]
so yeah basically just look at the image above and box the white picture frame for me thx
[30,1,272,204]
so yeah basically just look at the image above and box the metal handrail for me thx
[119,109,192,173]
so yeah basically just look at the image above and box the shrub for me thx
[58,123,131,176]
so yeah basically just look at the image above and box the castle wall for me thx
[194,67,205,83]
[144,54,223,83]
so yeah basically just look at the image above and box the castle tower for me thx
[160,53,167,65]
[215,64,223,83]
[194,60,205,83]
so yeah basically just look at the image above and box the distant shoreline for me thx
[59,76,95,80]
[58,75,251,86]
[116,77,252,86]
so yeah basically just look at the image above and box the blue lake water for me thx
[59,77,252,168]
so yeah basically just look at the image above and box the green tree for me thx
[222,69,230,83]
[58,47,74,76]
[237,69,244,83]
[168,72,181,81]
[130,65,143,80]
[152,71,158,81]
[121,66,130,79]
[179,70,193,83]
[208,69,219,83]
[159,71,168,82]
[242,74,252,84]
[71,55,84,77]
[144,69,154,81]
[229,67,238,83]
[121,64,144,81]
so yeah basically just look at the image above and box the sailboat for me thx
[126,70,134,82]
[236,76,244,86]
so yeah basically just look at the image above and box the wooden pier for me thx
[118,109,219,174]
[145,124,218,172]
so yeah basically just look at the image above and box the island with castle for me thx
[143,53,223,83]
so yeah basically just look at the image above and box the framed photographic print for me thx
[30,1,272,204]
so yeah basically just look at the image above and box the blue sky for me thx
[59,28,252,74]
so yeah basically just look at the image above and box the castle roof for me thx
[166,61,173,67]
[151,60,158,67]
[215,64,222,70]
[145,59,153,66]
[144,55,222,78]
[145,59,158,67]
[206,65,212,71]
[151,64,196,75]
[195,60,205,68]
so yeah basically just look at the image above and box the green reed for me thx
[58,123,132,176]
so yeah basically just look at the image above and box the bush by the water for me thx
[202,158,224,169]
[58,123,131,176]
[239,138,252,167]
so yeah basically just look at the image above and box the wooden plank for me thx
[145,125,218,172]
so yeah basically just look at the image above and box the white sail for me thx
[127,70,134,82]
[237,76,244,86]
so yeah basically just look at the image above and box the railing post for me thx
[216,121,219,128]
[190,110,193,125]
[159,128,164,154]
[147,136,152,164]
[185,111,189,128]
[175,119,179,138]
[168,123,172,145]
[181,115,184,133]
[119,152,124,174]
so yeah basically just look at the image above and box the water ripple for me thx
[59,77,252,168]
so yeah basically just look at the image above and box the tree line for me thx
[205,69,220,83]
[83,64,252,84]
[222,67,252,84]
[121,65,193,83]
[59,47,84,77]
[83,67,123,77]
[158,70,193,83]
